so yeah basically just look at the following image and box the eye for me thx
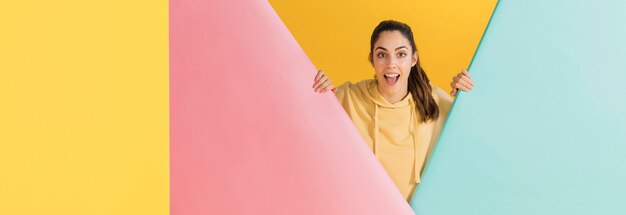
[377,52,387,58]
[398,52,407,57]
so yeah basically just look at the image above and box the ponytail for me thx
[408,58,439,122]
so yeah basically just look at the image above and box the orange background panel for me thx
[269,0,497,93]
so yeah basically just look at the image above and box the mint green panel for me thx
[410,0,626,214]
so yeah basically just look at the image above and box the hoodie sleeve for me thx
[334,81,353,111]
[433,86,453,118]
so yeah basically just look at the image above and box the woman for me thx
[312,20,474,201]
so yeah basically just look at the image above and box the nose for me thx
[386,56,397,69]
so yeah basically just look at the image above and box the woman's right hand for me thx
[313,70,335,93]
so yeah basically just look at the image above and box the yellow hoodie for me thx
[335,79,453,201]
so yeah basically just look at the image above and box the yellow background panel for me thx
[269,0,497,93]
[0,1,169,214]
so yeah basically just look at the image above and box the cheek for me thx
[373,57,385,65]
[401,57,413,66]
[400,59,413,72]
[372,60,385,72]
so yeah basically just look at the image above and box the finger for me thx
[315,70,325,82]
[313,71,324,88]
[460,74,474,87]
[313,75,328,89]
[313,75,329,90]
[449,79,457,91]
[453,82,471,92]
[456,78,473,90]
[320,81,334,93]
[453,74,472,89]
[450,81,458,96]
[450,88,458,96]
[315,79,331,93]
[462,69,470,77]
[315,79,330,92]
[451,76,459,85]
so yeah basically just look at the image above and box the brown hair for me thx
[369,20,439,122]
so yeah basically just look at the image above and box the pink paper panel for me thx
[169,0,414,214]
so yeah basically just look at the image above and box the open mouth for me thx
[383,74,400,86]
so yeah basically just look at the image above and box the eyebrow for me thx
[374,46,409,51]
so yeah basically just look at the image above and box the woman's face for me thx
[371,30,417,97]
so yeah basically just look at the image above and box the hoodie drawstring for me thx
[373,98,421,184]
[409,99,421,184]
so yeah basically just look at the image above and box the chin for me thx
[378,83,402,93]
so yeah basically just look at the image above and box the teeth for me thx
[384,74,399,78]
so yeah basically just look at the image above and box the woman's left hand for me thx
[450,69,474,96]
